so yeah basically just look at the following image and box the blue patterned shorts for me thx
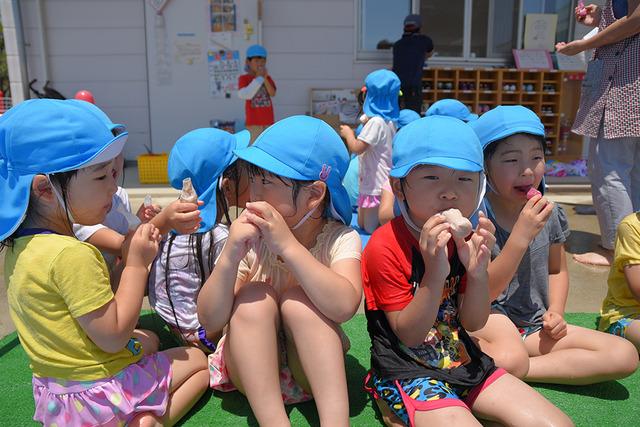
[606,317,637,338]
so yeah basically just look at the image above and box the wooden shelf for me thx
[420,67,585,161]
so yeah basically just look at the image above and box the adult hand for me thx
[556,39,588,56]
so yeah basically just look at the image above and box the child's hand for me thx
[136,203,161,223]
[511,195,554,247]
[339,125,355,141]
[452,211,494,280]
[225,209,262,263]
[125,223,161,270]
[158,199,203,234]
[243,201,298,258]
[542,310,567,340]
[419,214,452,285]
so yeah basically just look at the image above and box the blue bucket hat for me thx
[470,105,546,194]
[398,109,421,129]
[246,44,267,59]
[234,115,352,225]
[470,105,544,150]
[426,99,478,122]
[391,116,483,178]
[168,128,250,233]
[0,99,128,241]
[363,70,401,122]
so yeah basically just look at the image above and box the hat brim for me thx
[482,125,544,149]
[464,113,479,122]
[234,145,308,181]
[390,157,483,178]
[234,144,353,225]
[0,129,127,241]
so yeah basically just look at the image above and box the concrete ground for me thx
[0,167,610,338]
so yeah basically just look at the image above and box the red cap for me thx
[74,90,95,104]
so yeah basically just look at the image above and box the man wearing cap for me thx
[392,14,434,114]
[238,44,277,143]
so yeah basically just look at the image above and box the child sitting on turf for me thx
[362,115,571,427]
[468,105,638,383]
[148,128,250,353]
[598,212,640,352]
[340,69,400,234]
[198,116,362,426]
[0,99,209,426]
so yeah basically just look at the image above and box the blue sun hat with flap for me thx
[391,115,486,229]
[470,105,546,194]
[0,99,128,241]
[363,69,401,122]
[234,115,352,225]
[426,99,478,122]
[168,128,250,233]
[398,109,421,129]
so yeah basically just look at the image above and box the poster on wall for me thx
[524,14,558,51]
[210,0,236,33]
[208,50,241,98]
[512,49,554,70]
[175,33,203,65]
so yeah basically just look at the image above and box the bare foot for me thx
[572,251,613,267]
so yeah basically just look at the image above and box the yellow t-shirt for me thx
[5,233,143,380]
[599,213,640,331]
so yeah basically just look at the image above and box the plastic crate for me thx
[137,153,169,184]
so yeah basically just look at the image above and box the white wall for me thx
[9,0,150,160]
[263,0,389,119]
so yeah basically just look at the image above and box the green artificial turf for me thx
[1,313,638,426]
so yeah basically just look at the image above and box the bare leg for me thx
[572,249,613,267]
[468,314,529,379]
[471,373,572,427]
[129,346,209,427]
[225,282,290,427]
[378,189,395,226]
[280,286,349,427]
[374,398,407,427]
[414,406,481,427]
[524,324,639,384]
[359,206,380,234]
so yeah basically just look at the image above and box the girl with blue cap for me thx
[362,115,570,426]
[148,128,250,354]
[340,69,401,234]
[238,44,277,143]
[469,105,638,385]
[0,99,209,426]
[198,115,362,426]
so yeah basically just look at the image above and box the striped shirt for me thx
[573,0,640,139]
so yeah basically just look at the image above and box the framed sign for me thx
[512,49,554,70]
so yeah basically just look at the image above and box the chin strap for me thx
[47,175,76,224]
[291,206,318,231]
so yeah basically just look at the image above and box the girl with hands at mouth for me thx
[362,116,570,427]
[468,106,638,385]
[198,116,362,427]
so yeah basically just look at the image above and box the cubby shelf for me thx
[421,67,585,160]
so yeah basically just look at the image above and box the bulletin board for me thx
[310,88,360,129]
[144,0,259,154]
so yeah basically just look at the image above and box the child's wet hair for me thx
[483,133,546,163]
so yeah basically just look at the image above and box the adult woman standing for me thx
[557,0,640,266]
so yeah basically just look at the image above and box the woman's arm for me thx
[557,1,640,54]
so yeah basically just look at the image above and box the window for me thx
[356,0,576,63]
[357,0,411,60]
